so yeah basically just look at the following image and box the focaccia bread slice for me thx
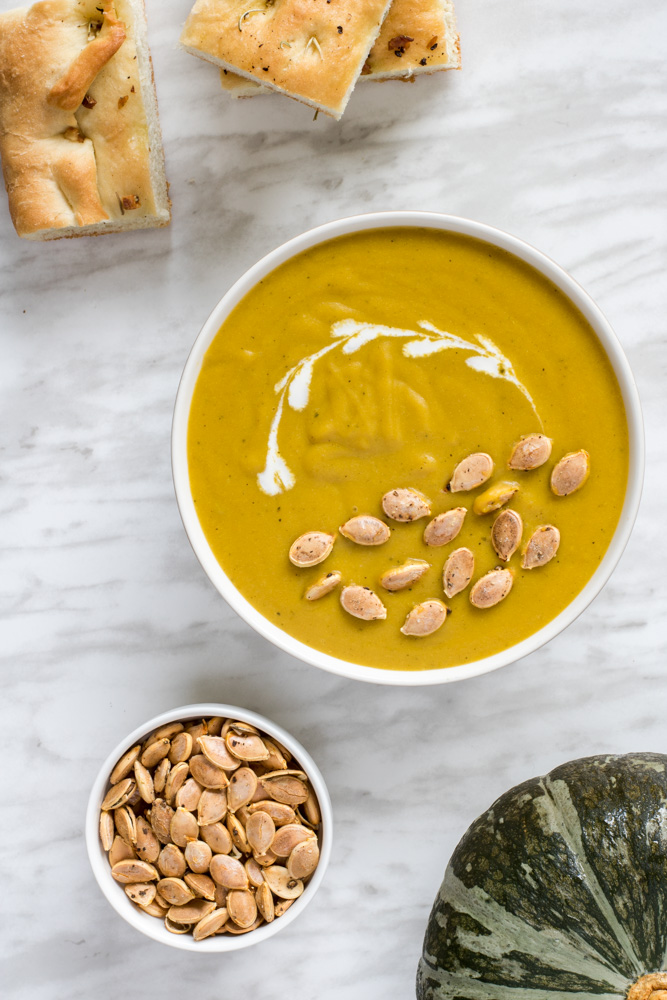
[180,0,395,119]
[0,0,170,240]
[220,0,460,98]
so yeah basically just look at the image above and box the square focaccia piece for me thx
[181,0,395,119]
[363,0,460,79]
[219,0,460,98]
[0,0,170,240]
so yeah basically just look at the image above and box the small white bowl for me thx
[86,703,332,951]
[172,212,644,686]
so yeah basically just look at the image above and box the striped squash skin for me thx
[417,754,667,999]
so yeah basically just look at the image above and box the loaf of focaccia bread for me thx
[219,0,460,98]
[0,0,170,240]
[181,0,395,119]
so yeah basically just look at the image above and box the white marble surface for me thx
[2,0,667,996]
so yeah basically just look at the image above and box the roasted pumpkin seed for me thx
[245,857,265,888]
[133,760,155,804]
[111,860,158,884]
[134,816,160,863]
[381,488,431,522]
[99,811,114,852]
[167,899,216,925]
[198,788,228,826]
[210,854,249,890]
[227,811,250,854]
[225,732,269,763]
[305,570,342,601]
[164,915,190,934]
[227,889,258,929]
[270,824,314,857]
[508,433,552,470]
[190,754,230,789]
[246,811,276,856]
[470,568,514,608]
[153,758,171,795]
[400,599,449,637]
[522,524,561,569]
[108,835,135,867]
[156,877,195,906]
[152,722,184,742]
[443,547,475,599]
[158,843,186,878]
[198,735,241,771]
[263,865,304,900]
[140,738,170,769]
[101,777,135,812]
[228,767,258,812]
[256,881,275,922]
[184,840,213,874]
[150,799,174,845]
[340,585,387,621]
[423,508,467,547]
[380,559,430,592]
[289,531,335,567]
[200,822,232,855]
[168,732,193,764]
[110,746,141,785]
[287,838,320,880]
[248,800,296,826]
[448,453,494,492]
[175,777,203,812]
[193,907,228,940]
[491,509,523,562]
[551,450,590,496]
[262,774,309,806]
[339,514,391,546]
[170,807,199,848]
[185,872,217,900]
[473,481,519,515]
[114,805,137,847]
[164,761,189,804]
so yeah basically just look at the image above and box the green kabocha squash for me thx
[417,754,667,1000]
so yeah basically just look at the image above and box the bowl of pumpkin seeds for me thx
[86,704,332,950]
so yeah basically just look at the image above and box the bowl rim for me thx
[171,211,644,686]
[85,702,333,952]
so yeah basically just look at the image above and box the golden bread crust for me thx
[181,0,395,118]
[364,0,460,77]
[0,0,169,239]
[219,0,460,98]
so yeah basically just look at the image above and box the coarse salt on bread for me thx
[219,0,460,98]
[0,0,170,240]
[180,0,395,120]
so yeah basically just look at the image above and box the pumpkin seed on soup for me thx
[289,531,335,567]
[339,515,390,546]
[447,453,494,493]
[423,507,467,547]
[491,509,523,562]
[381,487,431,522]
[522,525,560,569]
[470,569,513,609]
[508,433,552,470]
[472,481,519,516]
[443,548,475,599]
[304,570,342,601]
[551,450,590,496]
